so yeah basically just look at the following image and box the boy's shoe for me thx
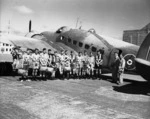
[27,79,31,82]
[20,80,23,82]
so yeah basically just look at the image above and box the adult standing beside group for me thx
[111,52,120,84]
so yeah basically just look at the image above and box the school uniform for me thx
[58,54,65,74]
[11,51,19,70]
[32,53,40,70]
[22,53,30,70]
[95,54,103,78]
[54,54,61,78]
[82,55,89,71]
[76,55,83,69]
[70,54,76,76]
[76,55,83,77]
[88,56,95,71]
[16,53,30,81]
[46,54,55,78]
[28,54,34,76]
[63,55,71,72]
[95,54,103,69]
[39,53,49,72]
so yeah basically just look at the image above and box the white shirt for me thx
[32,53,40,62]
[89,56,95,64]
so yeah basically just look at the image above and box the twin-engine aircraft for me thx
[42,26,139,72]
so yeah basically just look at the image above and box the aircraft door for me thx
[108,48,119,68]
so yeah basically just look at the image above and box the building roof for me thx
[141,23,150,30]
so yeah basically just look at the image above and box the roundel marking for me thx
[127,59,133,66]
[123,54,136,70]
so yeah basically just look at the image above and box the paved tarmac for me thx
[0,76,150,119]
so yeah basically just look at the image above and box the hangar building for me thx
[123,23,150,46]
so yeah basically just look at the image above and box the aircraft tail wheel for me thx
[123,54,136,70]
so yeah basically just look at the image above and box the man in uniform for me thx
[111,52,120,84]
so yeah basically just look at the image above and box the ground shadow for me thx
[113,82,150,96]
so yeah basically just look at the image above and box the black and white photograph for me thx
[0,0,150,118]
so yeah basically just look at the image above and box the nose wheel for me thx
[123,54,136,71]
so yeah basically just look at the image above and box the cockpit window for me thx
[91,46,97,52]
[85,44,90,49]
[73,40,77,45]
[68,38,71,43]
[79,42,83,47]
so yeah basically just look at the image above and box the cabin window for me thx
[85,44,90,49]
[79,42,83,47]
[68,38,71,43]
[73,40,77,45]
[91,46,97,52]
[3,43,5,46]
[9,49,11,51]
[60,36,65,40]
[6,48,8,51]
[6,44,9,46]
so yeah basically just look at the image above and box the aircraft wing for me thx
[0,34,56,62]
[0,34,54,51]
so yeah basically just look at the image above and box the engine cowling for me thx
[123,54,136,71]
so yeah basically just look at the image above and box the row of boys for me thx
[11,47,103,81]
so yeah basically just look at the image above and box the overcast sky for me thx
[0,0,150,39]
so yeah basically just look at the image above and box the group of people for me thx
[111,51,126,85]
[11,47,125,85]
[11,47,104,82]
